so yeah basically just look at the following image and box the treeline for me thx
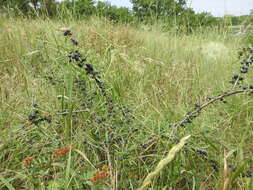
[1,0,252,29]
[1,0,132,21]
[224,14,253,26]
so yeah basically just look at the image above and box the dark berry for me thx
[32,103,38,107]
[71,39,78,45]
[64,30,72,36]
[28,113,37,121]
[196,149,208,156]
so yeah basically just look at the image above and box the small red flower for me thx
[90,170,109,183]
[22,157,33,165]
[52,146,72,157]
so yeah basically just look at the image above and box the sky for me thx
[102,0,253,17]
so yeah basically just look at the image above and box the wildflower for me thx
[52,146,72,157]
[22,157,33,165]
[90,170,109,183]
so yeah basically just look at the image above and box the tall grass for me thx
[0,16,253,190]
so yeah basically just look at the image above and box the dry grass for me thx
[0,16,253,189]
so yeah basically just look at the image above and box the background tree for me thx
[0,0,57,16]
[130,0,186,20]
[58,0,95,17]
[40,0,57,16]
[96,1,132,22]
[0,0,31,13]
[73,0,95,16]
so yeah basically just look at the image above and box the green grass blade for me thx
[0,175,15,190]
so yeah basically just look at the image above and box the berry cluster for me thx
[28,103,51,125]
[64,30,115,118]
[239,46,253,73]
[169,45,253,130]
[68,51,86,63]
[230,45,253,89]
[62,29,138,150]
[63,30,72,36]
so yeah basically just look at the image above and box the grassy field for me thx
[0,15,253,190]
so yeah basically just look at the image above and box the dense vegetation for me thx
[1,1,253,190]
[1,0,252,28]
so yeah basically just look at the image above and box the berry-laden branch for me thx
[172,89,253,128]
[170,45,253,129]
[141,45,253,176]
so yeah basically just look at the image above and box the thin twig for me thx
[172,89,253,128]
